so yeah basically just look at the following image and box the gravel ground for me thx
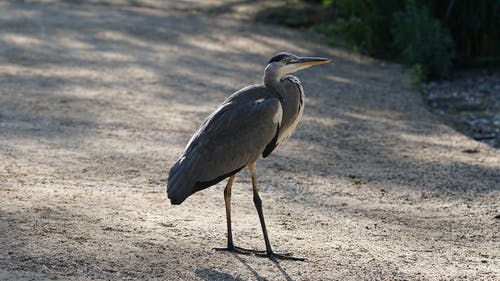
[425,70,500,148]
[0,1,499,280]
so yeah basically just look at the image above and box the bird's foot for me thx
[214,245,305,262]
[213,245,263,255]
[256,251,306,262]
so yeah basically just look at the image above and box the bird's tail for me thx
[167,156,196,205]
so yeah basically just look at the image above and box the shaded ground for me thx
[425,70,500,148]
[0,1,498,280]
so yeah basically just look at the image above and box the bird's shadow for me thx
[196,253,295,281]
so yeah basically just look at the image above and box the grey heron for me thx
[167,52,331,261]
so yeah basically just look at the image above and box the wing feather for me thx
[167,86,283,204]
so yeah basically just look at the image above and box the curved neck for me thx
[263,64,282,91]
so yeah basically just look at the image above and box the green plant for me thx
[392,1,454,79]
[320,0,402,57]
[264,0,499,77]
[410,64,426,87]
[426,0,500,62]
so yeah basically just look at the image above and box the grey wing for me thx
[167,95,283,204]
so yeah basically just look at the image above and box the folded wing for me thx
[167,87,283,204]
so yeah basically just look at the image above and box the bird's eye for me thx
[281,58,291,64]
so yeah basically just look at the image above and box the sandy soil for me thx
[0,1,498,280]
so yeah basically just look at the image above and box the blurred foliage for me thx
[392,1,454,79]
[408,64,426,88]
[426,0,500,63]
[260,0,500,81]
[317,0,401,57]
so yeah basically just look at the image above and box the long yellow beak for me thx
[295,57,332,67]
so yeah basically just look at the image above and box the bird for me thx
[167,52,331,261]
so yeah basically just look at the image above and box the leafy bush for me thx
[426,0,500,61]
[263,0,499,80]
[319,0,402,57]
[392,2,454,79]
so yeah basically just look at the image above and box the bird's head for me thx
[264,52,331,81]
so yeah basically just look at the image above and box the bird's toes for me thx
[213,245,254,255]
[260,251,306,262]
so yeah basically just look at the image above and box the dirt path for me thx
[0,1,498,280]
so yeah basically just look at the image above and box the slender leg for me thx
[249,162,273,253]
[214,175,254,255]
[249,162,305,262]
[224,175,235,249]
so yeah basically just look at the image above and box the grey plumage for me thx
[168,85,283,204]
[166,52,331,260]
